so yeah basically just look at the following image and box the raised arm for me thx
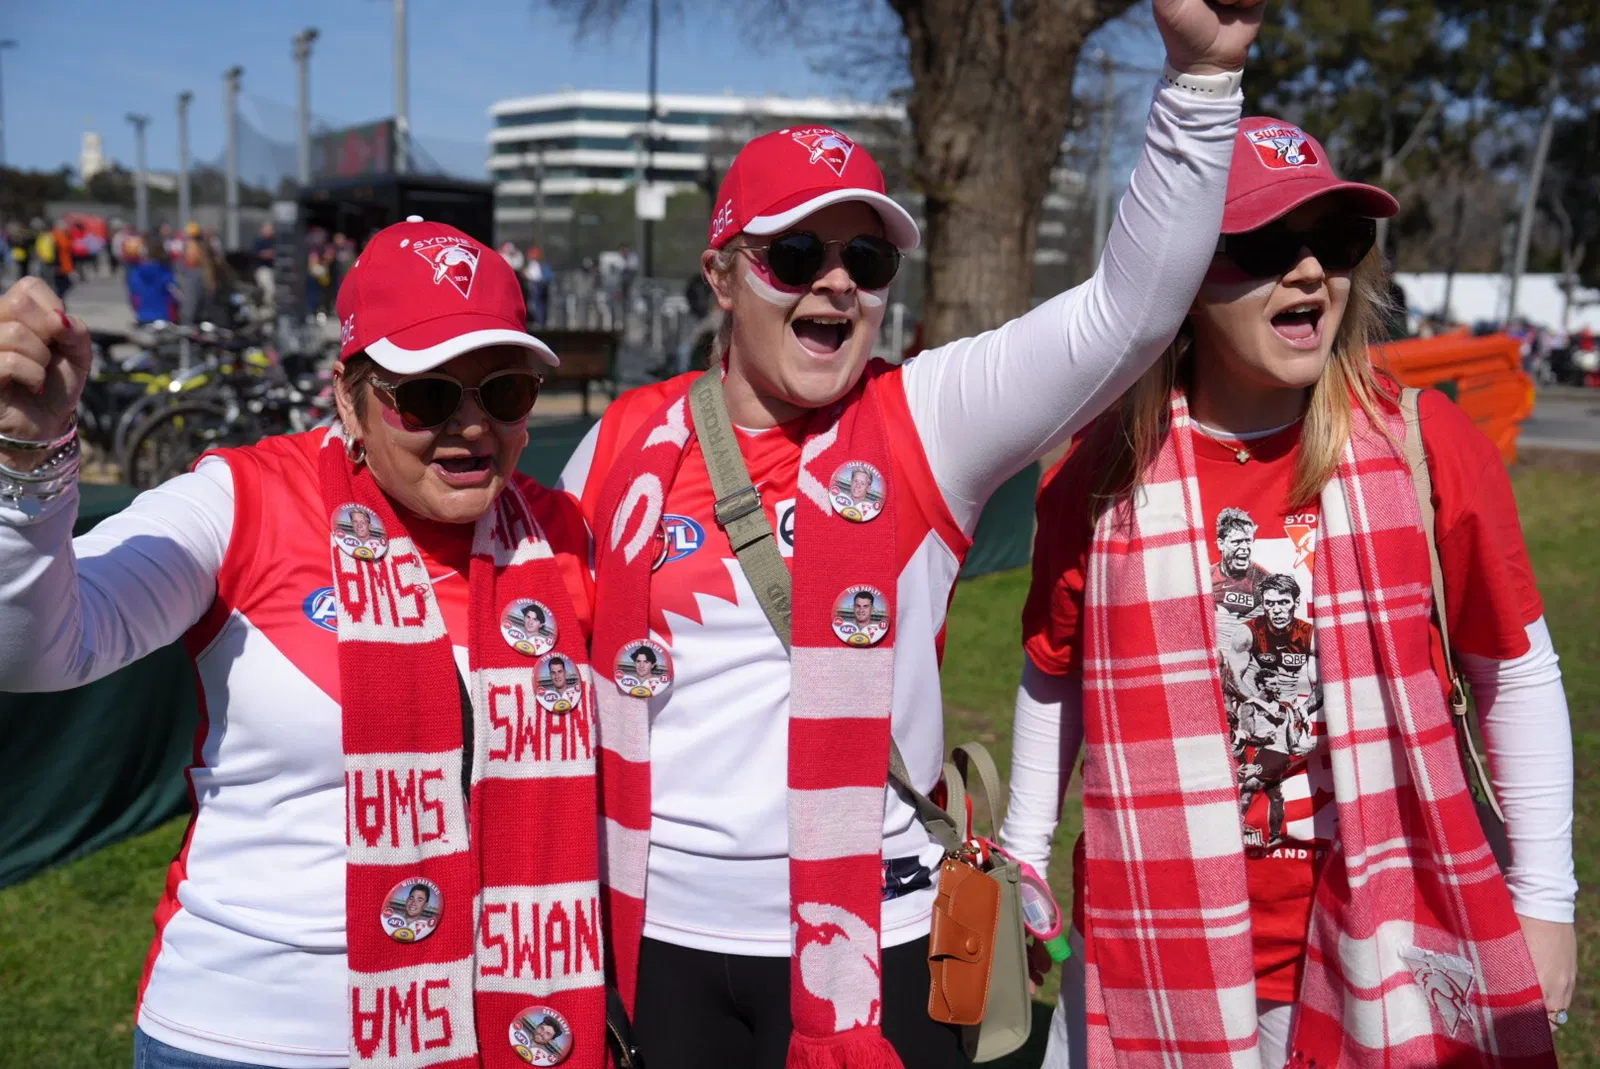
[904,0,1262,530]
[0,277,230,691]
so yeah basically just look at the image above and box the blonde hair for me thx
[707,245,739,364]
[1089,247,1397,519]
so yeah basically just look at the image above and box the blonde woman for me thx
[1000,117,1575,1067]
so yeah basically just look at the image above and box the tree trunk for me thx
[889,0,1136,347]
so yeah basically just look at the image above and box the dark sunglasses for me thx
[741,232,902,291]
[1215,217,1377,279]
[370,368,543,431]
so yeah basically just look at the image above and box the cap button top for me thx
[406,214,424,223]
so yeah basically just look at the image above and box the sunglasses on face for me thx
[741,232,902,291]
[1215,217,1378,279]
[369,368,543,431]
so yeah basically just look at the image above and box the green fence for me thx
[0,424,1038,888]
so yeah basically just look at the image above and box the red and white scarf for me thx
[322,430,605,1069]
[1078,391,1554,1068]
[592,367,905,1069]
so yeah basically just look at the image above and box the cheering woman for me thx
[557,3,1265,1066]
[1000,117,1575,1067]
[0,221,606,1068]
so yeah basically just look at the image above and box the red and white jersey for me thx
[0,430,594,1067]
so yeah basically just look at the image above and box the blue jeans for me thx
[133,1029,282,1069]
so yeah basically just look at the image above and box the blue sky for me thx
[0,0,1163,178]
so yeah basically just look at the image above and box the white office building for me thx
[486,89,1087,265]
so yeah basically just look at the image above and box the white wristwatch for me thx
[1160,64,1244,97]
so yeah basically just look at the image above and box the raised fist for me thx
[0,277,93,446]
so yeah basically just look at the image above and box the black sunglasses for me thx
[1215,217,1377,279]
[741,232,902,291]
[370,368,543,431]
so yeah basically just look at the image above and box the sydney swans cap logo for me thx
[790,128,856,177]
[412,236,480,298]
[1247,125,1320,170]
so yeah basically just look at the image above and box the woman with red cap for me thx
[558,3,1264,1067]
[1000,116,1575,1067]
[0,221,608,1068]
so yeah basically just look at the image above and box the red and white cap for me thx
[1224,117,1400,235]
[336,216,558,373]
[709,127,920,251]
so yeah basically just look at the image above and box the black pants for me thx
[635,935,969,1069]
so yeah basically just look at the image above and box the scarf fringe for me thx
[785,1028,905,1069]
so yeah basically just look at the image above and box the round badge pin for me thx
[828,461,886,523]
[501,598,557,657]
[832,585,889,647]
[509,1005,574,1066]
[333,503,388,561]
[615,640,672,698]
[535,653,583,714]
[379,877,442,944]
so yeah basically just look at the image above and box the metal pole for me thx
[0,41,15,169]
[644,0,658,277]
[224,66,243,251]
[294,29,319,185]
[393,0,409,174]
[177,91,193,225]
[534,143,546,250]
[1508,67,1559,324]
[126,113,151,233]
[1092,50,1116,264]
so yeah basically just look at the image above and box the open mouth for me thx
[431,454,494,486]
[1271,304,1324,348]
[792,316,855,357]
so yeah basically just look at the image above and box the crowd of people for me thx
[0,2,1579,1068]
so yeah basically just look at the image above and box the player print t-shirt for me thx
[1020,391,1546,1003]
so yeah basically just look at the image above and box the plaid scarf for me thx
[1078,392,1554,1068]
[322,430,605,1069]
[592,368,905,1069]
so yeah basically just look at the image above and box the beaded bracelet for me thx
[0,433,81,515]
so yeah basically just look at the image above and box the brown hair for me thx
[706,245,739,364]
[337,352,381,421]
[1088,247,1396,520]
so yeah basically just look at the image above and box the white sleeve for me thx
[1459,616,1577,923]
[555,421,602,498]
[902,77,1241,531]
[0,458,234,692]
[998,659,1085,881]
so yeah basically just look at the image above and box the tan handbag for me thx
[1399,388,1511,868]
[688,371,1031,1061]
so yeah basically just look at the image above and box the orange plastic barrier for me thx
[1372,334,1535,464]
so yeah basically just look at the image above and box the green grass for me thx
[1,466,1595,1068]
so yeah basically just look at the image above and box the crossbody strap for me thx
[1399,388,1505,822]
[687,370,962,854]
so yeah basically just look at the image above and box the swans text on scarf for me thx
[333,537,447,644]
[345,751,467,864]
[351,958,475,1066]
[476,666,596,777]
[476,882,607,994]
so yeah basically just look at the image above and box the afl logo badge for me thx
[380,877,442,944]
[501,598,557,657]
[615,640,672,698]
[828,462,886,523]
[655,514,705,570]
[832,585,889,646]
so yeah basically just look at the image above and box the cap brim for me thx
[745,188,921,251]
[364,313,560,373]
[1223,180,1400,234]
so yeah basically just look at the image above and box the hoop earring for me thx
[346,437,366,465]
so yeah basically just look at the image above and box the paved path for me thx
[1521,393,1600,454]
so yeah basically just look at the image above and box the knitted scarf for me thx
[322,429,605,1069]
[1077,392,1553,1068]
[592,367,904,1069]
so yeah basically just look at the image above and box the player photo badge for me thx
[828,461,886,523]
[333,503,388,561]
[832,585,889,646]
[535,653,583,714]
[510,1005,574,1066]
[615,640,672,698]
[501,598,557,657]
[380,877,442,943]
